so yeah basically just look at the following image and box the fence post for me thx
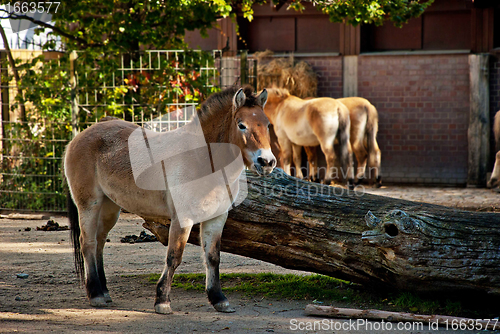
[252,57,258,91]
[467,54,490,187]
[240,50,248,86]
[0,51,7,163]
[70,51,78,138]
[343,55,358,97]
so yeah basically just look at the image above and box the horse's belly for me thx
[286,129,319,147]
[98,172,171,219]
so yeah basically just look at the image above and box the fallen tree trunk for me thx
[143,169,500,294]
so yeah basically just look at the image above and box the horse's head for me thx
[231,87,276,176]
[488,151,500,189]
[262,88,290,124]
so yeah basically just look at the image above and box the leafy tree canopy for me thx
[0,0,434,52]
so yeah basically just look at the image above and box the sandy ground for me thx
[364,185,500,212]
[1,187,499,334]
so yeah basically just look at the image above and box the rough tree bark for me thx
[143,169,500,295]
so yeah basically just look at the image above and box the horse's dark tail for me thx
[68,189,85,284]
[366,103,382,185]
[337,105,354,188]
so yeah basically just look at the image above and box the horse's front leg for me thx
[291,144,304,179]
[201,212,235,313]
[277,136,293,176]
[304,146,319,182]
[155,219,192,314]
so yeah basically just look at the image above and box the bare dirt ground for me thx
[1,187,499,334]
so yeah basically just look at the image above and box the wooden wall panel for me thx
[423,11,471,50]
[247,17,295,52]
[362,18,422,51]
[296,17,340,52]
[185,25,220,51]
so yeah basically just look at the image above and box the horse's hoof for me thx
[155,303,173,314]
[89,297,107,307]
[103,293,112,303]
[213,300,235,313]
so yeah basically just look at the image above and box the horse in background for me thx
[487,110,500,189]
[64,86,275,314]
[338,97,381,187]
[264,88,354,188]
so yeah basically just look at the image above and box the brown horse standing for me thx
[264,88,354,187]
[488,110,500,189]
[64,86,275,314]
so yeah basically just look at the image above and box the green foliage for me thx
[298,0,434,27]
[0,0,434,55]
[0,54,72,211]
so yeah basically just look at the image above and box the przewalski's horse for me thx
[264,88,354,187]
[64,86,275,314]
[299,97,381,187]
[488,110,500,189]
[337,97,381,186]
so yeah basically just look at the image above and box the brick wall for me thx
[297,56,343,98]
[357,54,470,185]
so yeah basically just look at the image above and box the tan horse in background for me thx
[64,86,275,315]
[338,97,381,186]
[488,110,500,189]
[264,88,354,187]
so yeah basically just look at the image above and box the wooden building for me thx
[187,0,500,186]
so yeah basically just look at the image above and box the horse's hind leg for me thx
[201,213,234,313]
[352,141,368,185]
[368,148,382,187]
[155,219,192,314]
[96,196,121,303]
[317,135,337,185]
[78,197,108,306]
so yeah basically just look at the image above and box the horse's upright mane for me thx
[198,85,258,121]
[266,87,290,99]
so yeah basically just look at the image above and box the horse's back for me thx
[305,97,350,131]
[65,120,138,177]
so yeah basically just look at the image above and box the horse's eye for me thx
[238,123,247,131]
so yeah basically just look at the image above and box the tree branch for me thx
[0,23,25,121]
[0,10,102,47]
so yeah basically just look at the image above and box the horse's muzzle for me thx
[255,159,276,176]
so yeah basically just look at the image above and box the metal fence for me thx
[0,49,256,212]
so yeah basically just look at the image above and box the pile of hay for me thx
[254,50,318,98]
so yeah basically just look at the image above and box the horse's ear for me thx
[256,89,268,109]
[232,88,246,113]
